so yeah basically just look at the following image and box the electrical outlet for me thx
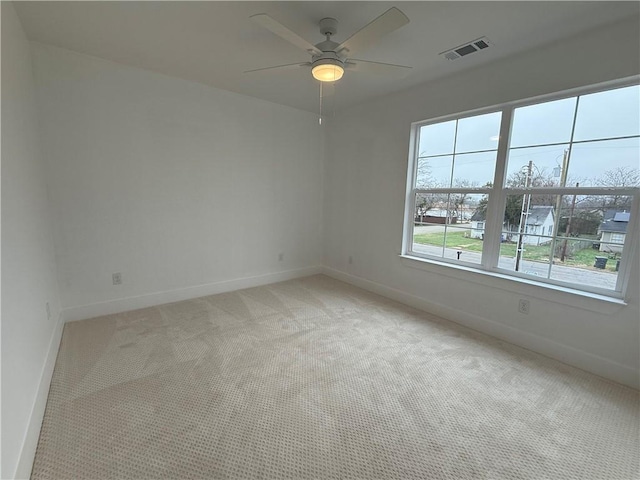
[278,253,284,262]
[348,255,353,265]
[112,272,122,285]
[518,299,530,315]
[46,302,51,320]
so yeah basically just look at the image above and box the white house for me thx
[522,206,555,245]
[471,206,554,245]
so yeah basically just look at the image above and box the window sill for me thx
[399,254,628,314]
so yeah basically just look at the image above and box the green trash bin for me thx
[594,256,608,269]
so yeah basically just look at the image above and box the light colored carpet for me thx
[32,275,638,479]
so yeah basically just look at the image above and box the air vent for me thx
[440,37,493,61]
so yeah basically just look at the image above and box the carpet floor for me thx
[32,275,638,479]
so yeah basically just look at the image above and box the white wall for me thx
[31,43,325,317]
[1,4,63,478]
[6,9,634,480]
[323,17,640,387]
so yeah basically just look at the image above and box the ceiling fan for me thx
[246,7,412,83]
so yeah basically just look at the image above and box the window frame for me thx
[610,233,625,244]
[402,77,640,300]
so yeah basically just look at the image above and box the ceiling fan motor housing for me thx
[311,50,344,65]
[319,17,338,37]
[312,18,346,82]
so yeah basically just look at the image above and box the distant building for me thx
[470,206,554,245]
[523,206,555,245]
[598,210,630,253]
[470,210,487,239]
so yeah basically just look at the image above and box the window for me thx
[404,81,640,298]
[610,233,625,244]
[413,111,501,265]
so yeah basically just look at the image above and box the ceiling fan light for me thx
[312,63,344,82]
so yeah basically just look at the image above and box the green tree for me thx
[558,210,601,236]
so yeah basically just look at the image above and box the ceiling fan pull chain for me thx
[332,82,336,118]
[319,82,323,125]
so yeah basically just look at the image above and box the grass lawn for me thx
[413,230,618,272]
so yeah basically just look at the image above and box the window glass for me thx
[418,121,456,157]
[610,233,625,244]
[573,85,640,141]
[414,193,486,265]
[454,112,502,153]
[416,156,453,188]
[510,97,576,148]
[452,151,497,187]
[567,138,640,188]
[505,145,569,188]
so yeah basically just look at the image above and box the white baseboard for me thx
[321,267,639,389]
[62,266,323,323]
[14,312,65,480]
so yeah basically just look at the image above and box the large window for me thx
[404,81,639,298]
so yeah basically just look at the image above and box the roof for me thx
[526,206,554,226]
[471,210,486,222]
[599,210,630,233]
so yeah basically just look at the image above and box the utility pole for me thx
[550,149,569,263]
[561,182,579,262]
[553,149,569,224]
[515,160,533,272]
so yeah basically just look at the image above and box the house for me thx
[470,210,487,239]
[470,206,554,245]
[523,206,555,245]
[599,210,630,253]
[3,2,639,480]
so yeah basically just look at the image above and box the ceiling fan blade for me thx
[336,7,409,57]
[251,14,322,56]
[345,59,412,75]
[244,62,311,74]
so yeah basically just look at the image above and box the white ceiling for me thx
[14,1,640,113]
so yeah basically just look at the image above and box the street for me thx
[412,243,618,290]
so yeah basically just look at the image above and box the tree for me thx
[473,168,560,230]
[504,195,525,230]
[415,194,434,219]
[587,166,639,214]
[415,192,447,220]
[472,182,493,224]
[448,179,478,221]
[558,210,601,236]
[415,160,432,188]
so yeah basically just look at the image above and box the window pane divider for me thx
[509,133,640,151]
[614,193,640,291]
[504,187,639,196]
[418,147,498,159]
[414,188,491,195]
[482,107,513,269]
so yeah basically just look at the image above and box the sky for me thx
[416,84,640,188]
